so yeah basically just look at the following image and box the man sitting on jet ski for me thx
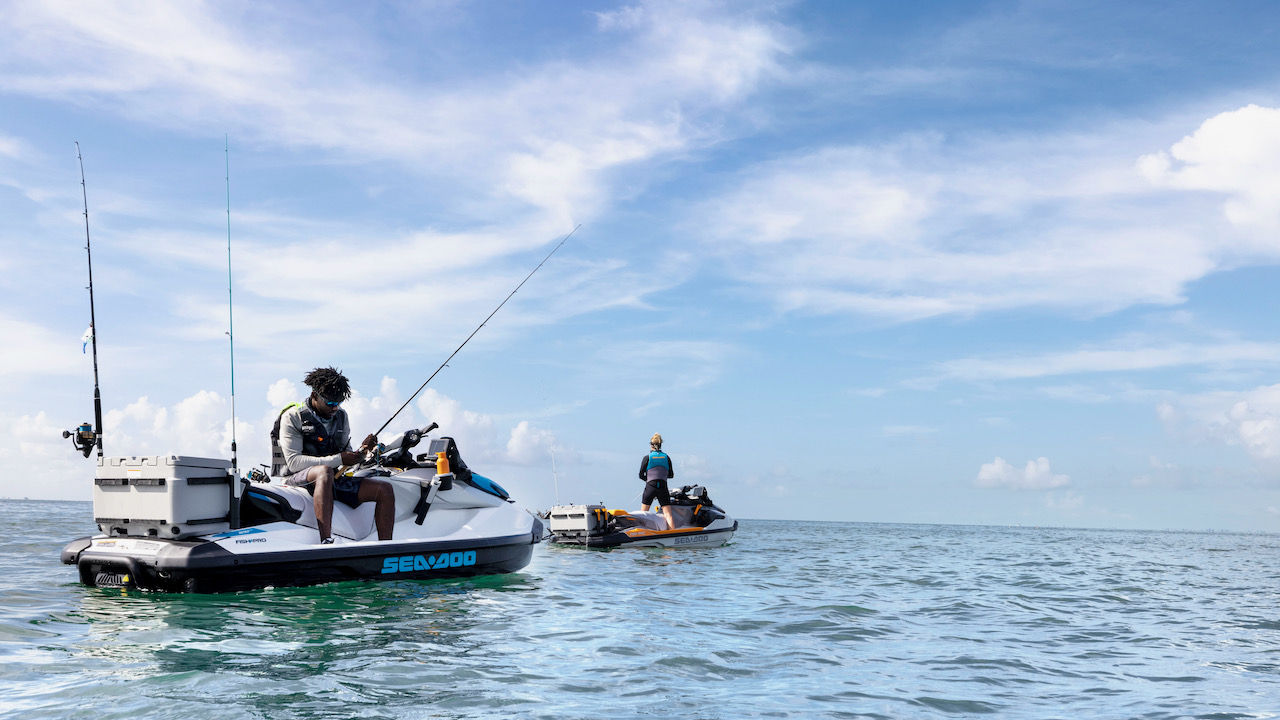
[275,367,395,544]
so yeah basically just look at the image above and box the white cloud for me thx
[506,421,558,466]
[0,1,788,366]
[2,378,562,499]
[1139,104,1280,232]
[1158,383,1280,462]
[584,339,735,415]
[700,141,1220,321]
[99,219,659,370]
[0,0,790,223]
[696,103,1280,323]
[707,148,934,248]
[0,133,29,160]
[0,312,89,379]
[414,388,560,467]
[1132,456,1187,488]
[1038,384,1112,403]
[1045,490,1084,511]
[266,379,298,410]
[103,391,233,458]
[2,411,96,499]
[976,456,1070,490]
[935,342,1280,382]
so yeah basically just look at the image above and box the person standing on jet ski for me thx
[639,433,678,531]
[278,367,395,544]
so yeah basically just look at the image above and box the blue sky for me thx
[3,0,1280,531]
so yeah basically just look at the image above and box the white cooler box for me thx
[94,455,234,538]
[547,503,608,536]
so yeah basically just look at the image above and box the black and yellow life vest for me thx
[269,402,345,475]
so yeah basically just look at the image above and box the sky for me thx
[3,0,1280,532]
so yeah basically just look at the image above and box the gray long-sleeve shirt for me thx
[278,403,352,475]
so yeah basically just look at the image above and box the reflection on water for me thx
[51,574,551,720]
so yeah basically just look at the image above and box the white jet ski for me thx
[546,484,736,549]
[61,425,543,593]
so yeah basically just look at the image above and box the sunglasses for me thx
[316,393,343,407]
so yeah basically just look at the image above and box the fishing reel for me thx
[61,422,98,458]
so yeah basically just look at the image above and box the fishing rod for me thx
[62,142,104,459]
[225,136,238,481]
[225,136,244,529]
[551,445,560,505]
[373,224,581,438]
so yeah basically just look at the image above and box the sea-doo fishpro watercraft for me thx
[546,484,736,548]
[61,425,543,592]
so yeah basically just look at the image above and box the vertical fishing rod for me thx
[550,444,560,505]
[225,136,242,529]
[63,142,104,459]
[225,136,238,480]
[373,224,581,438]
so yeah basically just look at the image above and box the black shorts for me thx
[331,476,363,508]
[642,479,671,507]
[285,470,364,507]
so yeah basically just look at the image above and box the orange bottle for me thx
[436,451,450,475]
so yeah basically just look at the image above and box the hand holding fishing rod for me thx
[340,433,380,467]
[335,423,437,477]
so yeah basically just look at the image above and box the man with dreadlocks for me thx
[276,367,395,543]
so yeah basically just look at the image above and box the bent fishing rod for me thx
[372,224,581,439]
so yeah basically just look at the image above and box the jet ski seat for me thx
[616,511,669,531]
[615,506,698,531]
[244,485,304,524]
[268,484,377,540]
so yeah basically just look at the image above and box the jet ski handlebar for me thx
[342,421,440,474]
[373,421,438,456]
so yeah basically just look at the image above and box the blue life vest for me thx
[646,450,671,482]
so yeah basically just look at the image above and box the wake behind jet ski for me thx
[61,425,543,592]
[547,484,736,549]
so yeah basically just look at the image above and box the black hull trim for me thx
[63,532,538,593]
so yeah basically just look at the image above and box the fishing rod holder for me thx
[62,422,98,458]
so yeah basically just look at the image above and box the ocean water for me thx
[1,500,1278,719]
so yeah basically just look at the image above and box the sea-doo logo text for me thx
[382,550,477,574]
[674,535,709,545]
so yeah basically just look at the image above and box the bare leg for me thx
[309,466,335,542]
[640,503,651,512]
[358,478,395,540]
[662,505,677,530]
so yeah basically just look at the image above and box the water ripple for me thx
[3,502,1280,719]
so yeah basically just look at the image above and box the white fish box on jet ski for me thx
[92,455,234,539]
[62,427,543,593]
[547,485,736,549]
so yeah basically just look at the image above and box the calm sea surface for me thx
[1,499,1278,719]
